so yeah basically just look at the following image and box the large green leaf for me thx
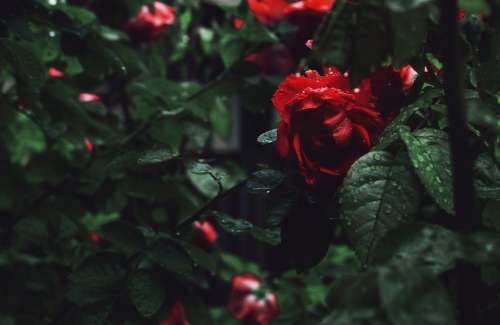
[400,128,454,214]
[339,151,421,264]
[128,272,166,317]
[69,253,127,288]
[474,153,500,199]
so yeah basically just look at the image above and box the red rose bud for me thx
[48,67,64,78]
[159,302,190,325]
[399,65,418,91]
[245,43,295,75]
[84,138,94,152]
[272,67,406,185]
[193,220,218,248]
[229,274,279,325]
[79,93,101,102]
[89,231,100,243]
[127,1,175,41]
[233,17,245,29]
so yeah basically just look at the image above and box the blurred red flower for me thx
[126,1,176,41]
[193,220,218,248]
[245,43,296,75]
[48,67,64,78]
[272,66,411,185]
[84,138,94,153]
[159,302,190,325]
[89,231,100,243]
[247,0,334,25]
[233,17,245,29]
[229,273,279,325]
[79,93,101,102]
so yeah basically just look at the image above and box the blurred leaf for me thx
[378,266,457,325]
[69,253,127,288]
[372,224,462,275]
[148,240,193,275]
[99,221,146,256]
[247,169,285,194]
[207,210,254,234]
[128,271,166,317]
[137,148,180,165]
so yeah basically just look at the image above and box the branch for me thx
[441,0,478,230]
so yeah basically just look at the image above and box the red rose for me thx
[286,0,335,16]
[193,221,218,248]
[159,302,190,325]
[229,273,279,325]
[245,43,296,75]
[247,0,290,25]
[126,1,175,41]
[247,0,333,25]
[272,67,407,185]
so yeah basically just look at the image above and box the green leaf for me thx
[247,169,285,194]
[99,221,146,256]
[69,253,127,288]
[137,148,180,165]
[257,129,277,145]
[250,227,281,246]
[179,242,217,272]
[220,38,244,68]
[148,240,193,275]
[0,39,46,95]
[400,128,454,214]
[459,0,491,14]
[378,266,457,325]
[385,0,434,12]
[474,153,500,199]
[209,97,231,138]
[339,151,421,264]
[208,210,253,234]
[390,7,428,67]
[372,224,462,275]
[128,272,166,317]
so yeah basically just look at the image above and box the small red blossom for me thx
[233,17,245,29]
[305,39,314,49]
[89,231,100,243]
[127,1,176,41]
[159,302,190,325]
[84,138,94,152]
[48,67,64,78]
[79,93,101,102]
[193,220,218,247]
[272,66,407,185]
[458,8,465,21]
[229,273,279,325]
[245,43,295,75]
[286,0,335,16]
